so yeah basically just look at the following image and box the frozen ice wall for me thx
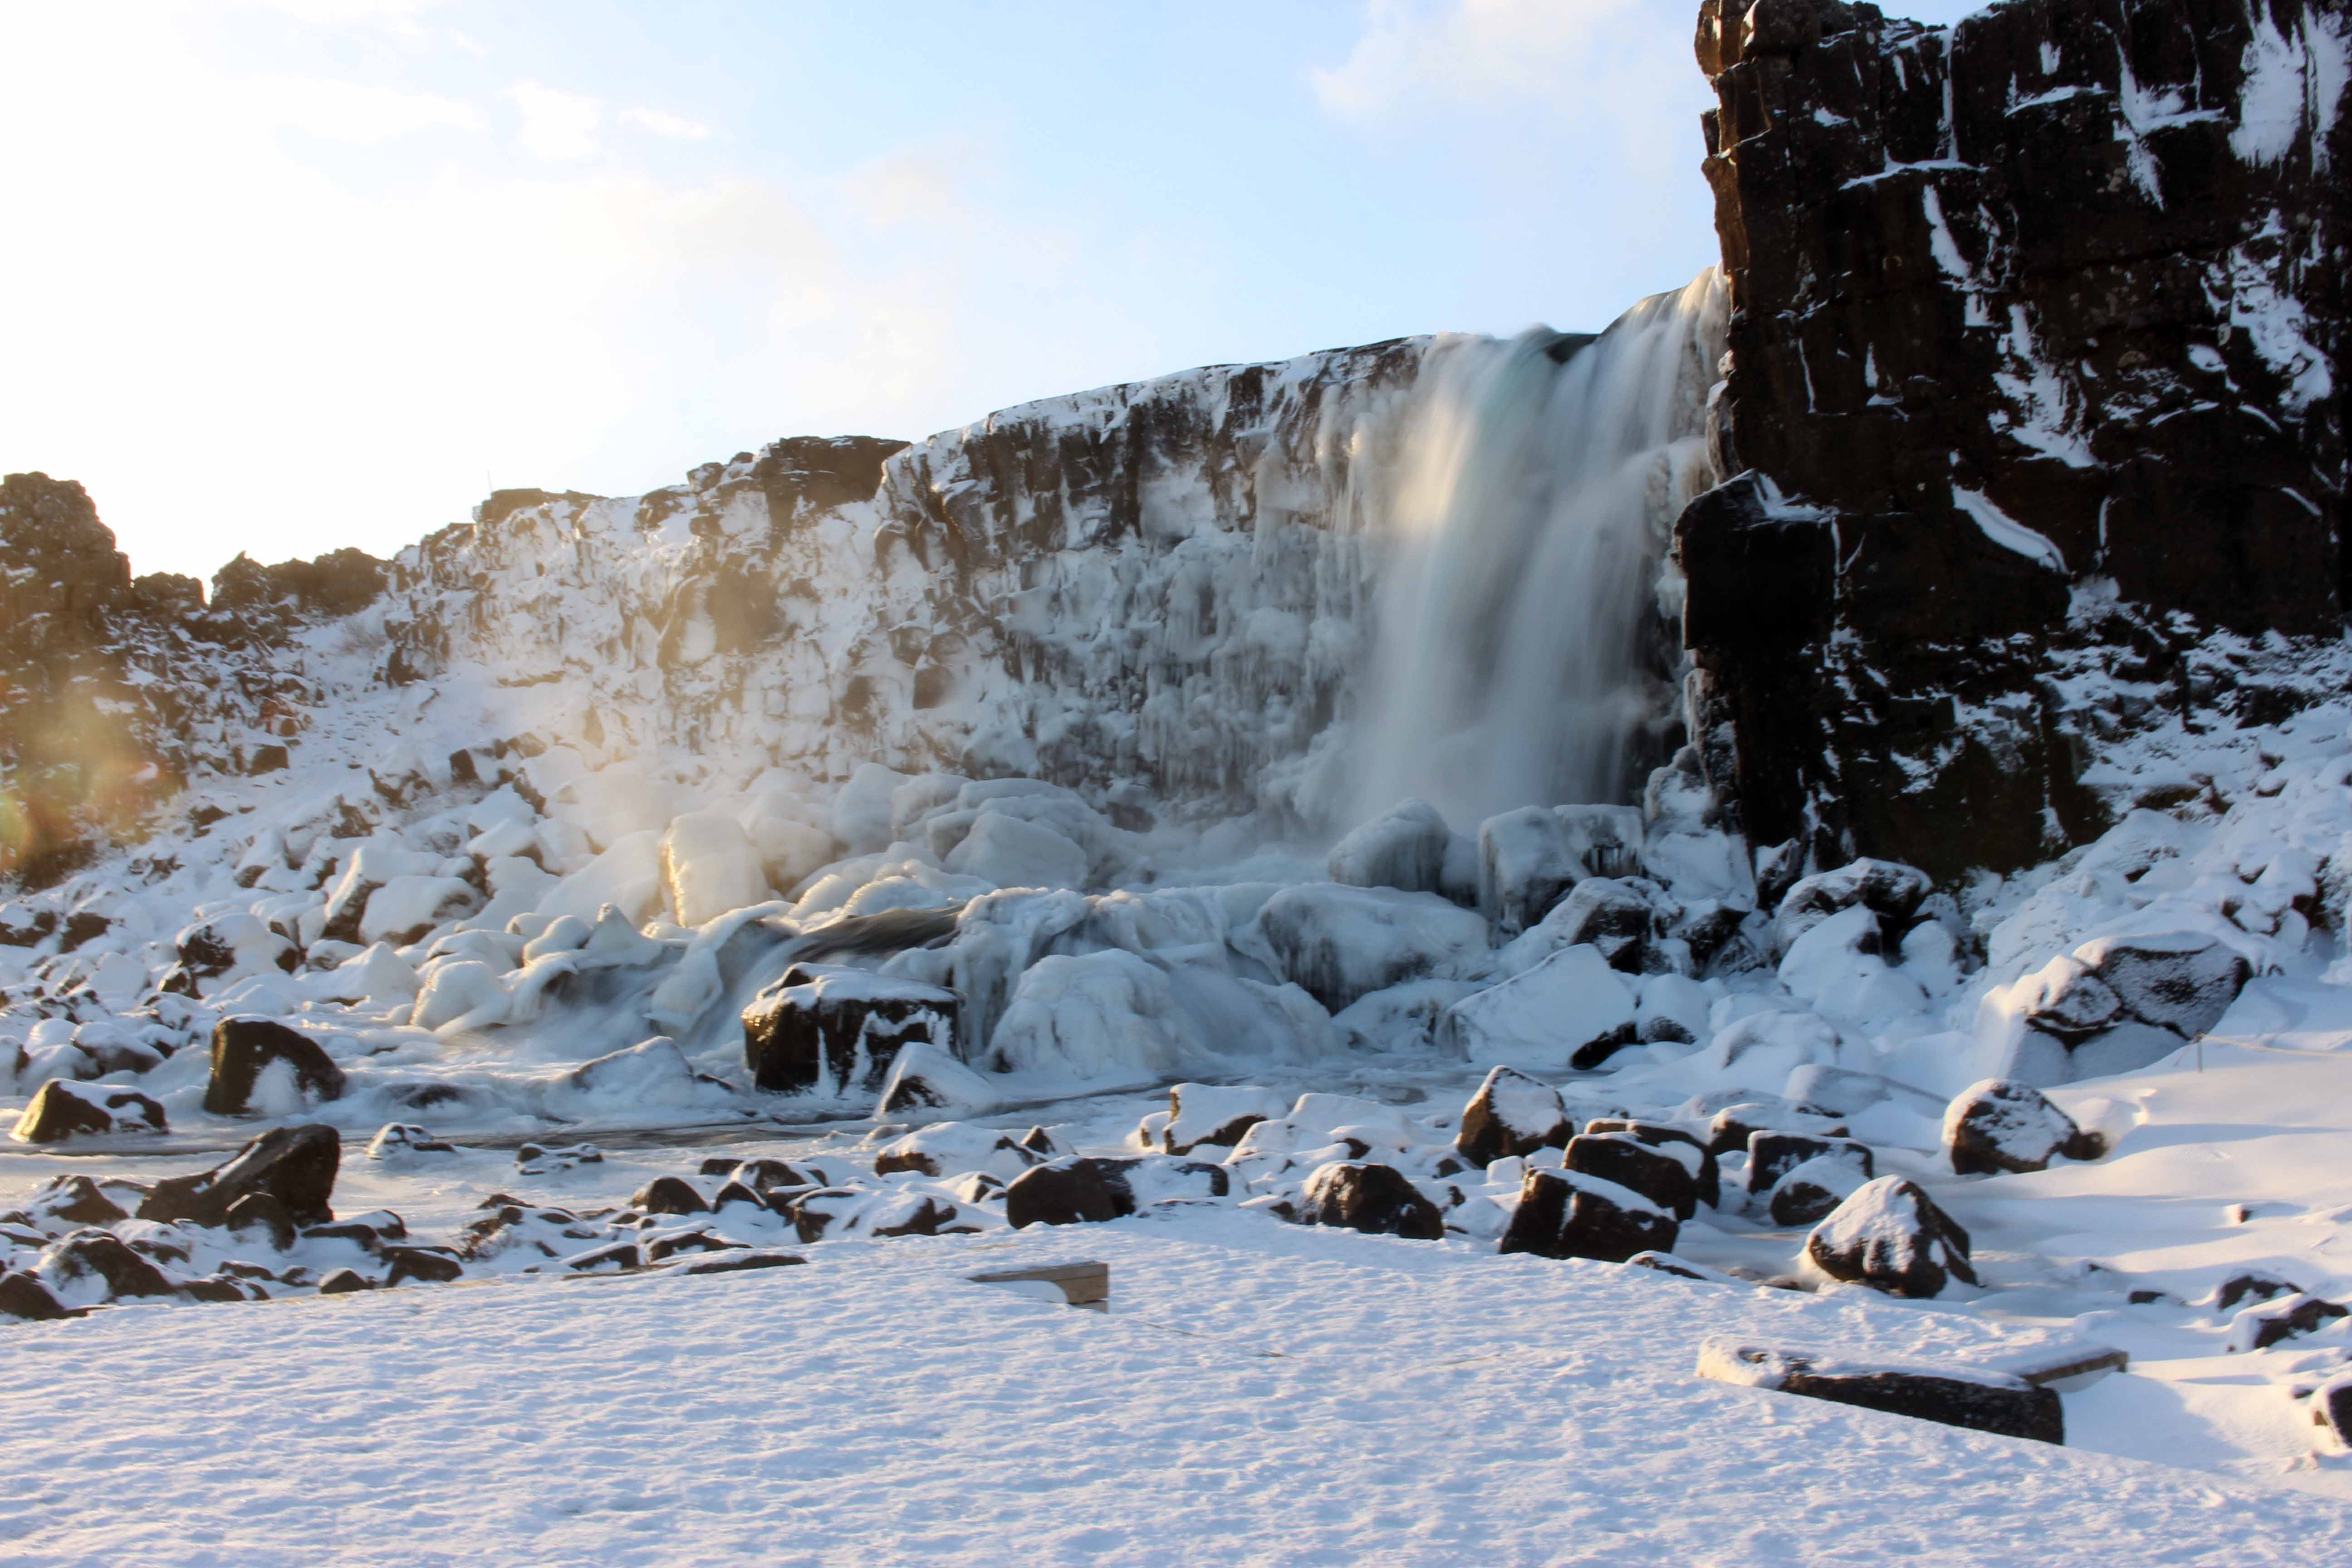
[383,271,1729,838]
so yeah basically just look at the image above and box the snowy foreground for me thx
[8,608,2352,1556]
[0,1196,2348,1568]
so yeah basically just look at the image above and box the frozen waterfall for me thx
[1346,268,1729,830]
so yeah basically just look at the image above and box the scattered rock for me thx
[1297,1161,1444,1240]
[1583,1119,1720,1208]
[0,1271,69,1321]
[2215,1272,2302,1314]
[1004,1157,1138,1228]
[1499,1169,1679,1263]
[202,1016,347,1116]
[631,1177,710,1216]
[39,1231,177,1301]
[1564,1132,1702,1221]
[382,1245,464,1285]
[671,1250,807,1276]
[1943,1079,2105,1175]
[225,1193,296,1251]
[517,1142,604,1176]
[1703,1099,1847,1157]
[138,1124,341,1229]
[1772,861,1932,949]
[1455,1066,1572,1166]
[873,1042,1003,1116]
[1163,1083,1289,1156]
[1767,1153,1875,1227]
[12,1080,167,1143]
[872,1122,1037,1181]
[28,1175,130,1227]
[317,1268,374,1294]
[2226,1294,2349,1353]
[1745,1132,1873,1200]
[1806,1177,1977,1298]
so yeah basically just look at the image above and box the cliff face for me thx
[383,341,1432,830]
[1679,0,2350,878]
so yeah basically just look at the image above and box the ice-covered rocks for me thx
[1437,945,1636,1070]
[1297,1162,1444,1240]
[1477,804,1644,935]
[873,1042,1003,1116]
[1499,1168,1678,1263]
[1983,931,2253,1084]
[202,1017,348,1117]
[1326,799,1453,897]
[1772,860,1932,950]
[1454,1066,1572,1166]
[1526,877,1676,973]
[12,1080,167,1143]
[1764,1150,1877,1228]
[1942,1079,2105,1175]
[1162,1083,1289,1156]
[872,1123,1038,1182]
[1584,1119,1719,1209]
[943,812,1090,892]
[661,810,771,927]
[1744,1133,1873,1203]
[138,1125,341,1230]
[742,967,960,1095]
[162,912,297,996]
[1805,1177,1976,1298]
[1255,884,1487,1011]
[1696,1340,2062,1444]
[987,951,1197,1079]
[2223,1293,2348,1353]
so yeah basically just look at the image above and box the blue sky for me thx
[0,0,1983,579]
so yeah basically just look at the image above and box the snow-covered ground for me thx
[5,1206,2350,1568]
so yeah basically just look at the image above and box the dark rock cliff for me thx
[1678,0,2349,878]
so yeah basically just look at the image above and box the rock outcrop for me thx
[1682,0,2350,878]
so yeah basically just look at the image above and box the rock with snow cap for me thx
[1697,1339,2062,1444]
[873,1042,1003,1117]
[1455,1066,1573,1167]
[1297,1161,1445,1240]
[202,1017,348,1117]
[1499,1168,1679,1263]
[1943,1079,2105,1175]
[1564,1132,1704,1222]
[1162,1083,1290,1156]
[13,1080,167,1143]
[138,1124,342,1230]
[742,969,960,1095]
[1805,1177,1976,1298]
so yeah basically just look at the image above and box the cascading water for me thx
[1345,268,1729,831]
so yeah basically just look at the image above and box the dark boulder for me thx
[741,969,960,1094]
[225,1192,296,1251]
[1455,1066,1572,1166]
[317,1268,374,1294]
[1773,861,1932,947]
[202,1016,347,1116]
[2228,1294,2348,1353]
[630,1177,710,1216]
[40,1230,177,1300]
[1767,1151,1877,1227]
[1543,877,1675,973]
[0,1271,69,1321]
[1705,1099,1847,1157]
[29,1174,130,1227]
[1297,1162,1444,1240]
[1004,1157,1138,1228]
[1806,1177,1977,1298]
[1745,1132,1872,1200]
[13,1080,167,1143]
[1564,1133,1702,1221]
[1585,1118,1720,1208]
[1944,1079,2105,1175]
[1699,1339,2062,1444]
[139,1124,341,1229]
[2215,1272,2301,1314]
[382,1246,465,1286]
[1499,1169,1679,1263]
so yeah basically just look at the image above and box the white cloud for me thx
[1313,0,1644,122]
[251,74,480,142]
[621,105,715,141]
[508,79,603,162]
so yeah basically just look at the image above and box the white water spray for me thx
[1347,268,1729,830]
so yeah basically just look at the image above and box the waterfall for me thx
[1346,268,1729,831]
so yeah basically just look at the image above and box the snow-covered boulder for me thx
[1745,1132,1873,1201]
[1326,799,1452,896]
[1776,904,1929,1025]
[1477,804,1645,935]
[1584,1119,1719,1209]
[872,1122,1038,1181]
[1701,1094,1849,1157]
[12,1080,167,1143]
[1255,884,1488,1011]
[1003,1155,1226,1228]
[1454,1066,1572,1166]
[874,1042,1004,1117]
[166,912,297,996]
[944,812,1089,891]
[988,951,1198,1079]
[1805,1176,1977,1298]
[662,810,771,927]
[555,1037,700,1116]
[1563,1132,1703,1221]
[1942,1079,2105,1175]
[1499,1168,1677,1262]
[743,969,960,1095]
[1532,877,1676,973]
[1766,1149,1877,1227]
[1772,859,1932,950]
[203,1017,348,1117]
[1227,1093,1420,1165]
[1297,1161,1444,1240]
[410,959,511,1034]
[1436,945,1636,1071]
[1980,930,2252,1084]
[1163,1083,1289,1156]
